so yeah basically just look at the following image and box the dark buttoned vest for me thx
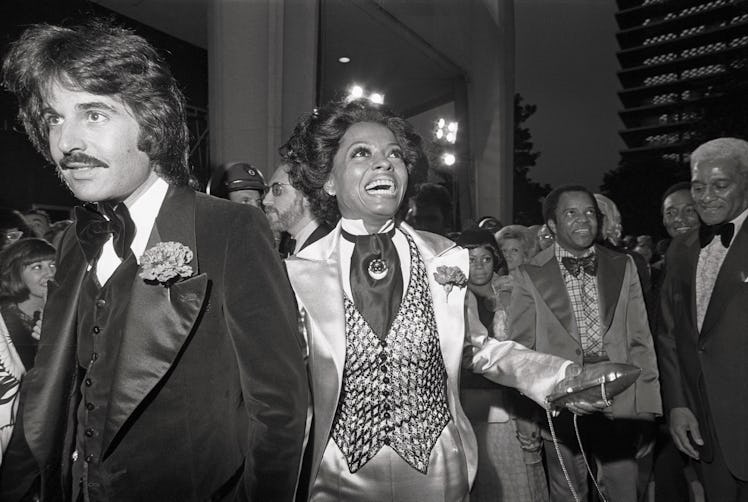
[72,255,138,501]
[331,231,451,474]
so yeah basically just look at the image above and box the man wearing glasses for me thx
[263,162,333,256]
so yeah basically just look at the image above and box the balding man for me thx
[658,137,748,501]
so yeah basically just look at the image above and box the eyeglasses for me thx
[2,230,23,242]
[270,182,292,197]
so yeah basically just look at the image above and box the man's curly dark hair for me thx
[279,98,424,226]
[1,18,191,186]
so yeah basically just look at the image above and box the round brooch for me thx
[368,258,389,280]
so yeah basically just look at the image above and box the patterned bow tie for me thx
[75,202,135,262]
[561,254,597,278]
[698,222,734,248]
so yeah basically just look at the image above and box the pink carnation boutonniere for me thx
[433,265,468,300]
[139,241,194,287]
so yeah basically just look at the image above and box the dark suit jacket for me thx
[508,244,662,419]
[658,221,748,479]
[0,185,308,501]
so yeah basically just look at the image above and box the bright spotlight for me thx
[338,56,351,64]
[369,92,385,104]
[442,152,456,166]
[348,85,364,100]
[435,118,459,144]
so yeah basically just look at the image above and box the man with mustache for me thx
[507,184,662,502]
[262,161,333,257]
[0,19,308,501]
[658,138,748,501]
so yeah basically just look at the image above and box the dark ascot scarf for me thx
[341,226,403,340]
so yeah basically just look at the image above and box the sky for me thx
[514,0,624,191]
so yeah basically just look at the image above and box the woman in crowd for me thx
[457,228,548,501]
[282,97,582,501]
[0,238,56,457]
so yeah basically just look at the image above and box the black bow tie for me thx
[561,254,597,278]
[699,222,735,248]
[75,202,135,262]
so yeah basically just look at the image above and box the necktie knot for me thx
[75,202,135,262]
[699,221,734,248]
[561,254,597,278]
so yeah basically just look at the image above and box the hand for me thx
[551,363,610,415]
[31,312,42,341]
[669,407,703,460]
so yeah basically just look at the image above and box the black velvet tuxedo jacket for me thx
[658,222,748,479]
[0,185,308,501]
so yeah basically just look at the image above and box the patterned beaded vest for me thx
[331,230,451,474]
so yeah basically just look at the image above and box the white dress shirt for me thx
[95,177,169,284]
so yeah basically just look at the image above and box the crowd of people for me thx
[0,17,746,502]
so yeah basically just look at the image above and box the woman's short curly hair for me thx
[1,18,190,185]
[0,238,56,303]
[280,98,425,226]
[455,228,501,273]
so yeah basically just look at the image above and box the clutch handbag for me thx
[546,362,641,409]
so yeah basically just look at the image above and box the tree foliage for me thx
[513,93,551,225]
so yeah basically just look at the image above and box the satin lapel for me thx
[103,186,207,452]
[285,228,345,477]
[406,227,465,386]
[701,222,748,336]
[525,251,576,338]
[22,229,87,466]
[595,246,625,332]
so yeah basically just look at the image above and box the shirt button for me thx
[86,402,95,411]
[85,454,95,463]
[381,340,387,348]
[85,428,94,437]
[575,349,582,356]
[90,352,98,362]
[96,299,106,308]
[384,412,391,419]
[92,326,101,334]
[379,353,387,362]
[380,365,388,373]
[383,390,390,397]
[85,378,92,387]
[382,377,390,384]
[383,437,391,445]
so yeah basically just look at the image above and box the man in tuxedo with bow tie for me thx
[0,19,308,501]
[262,161,333,257]
[658,137,748,501]
[507,185,661,502]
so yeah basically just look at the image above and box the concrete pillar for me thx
[207,0,318,178]
[470,0,514,225]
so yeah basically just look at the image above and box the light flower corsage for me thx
[139,241,194,286]
[433,265,468,299]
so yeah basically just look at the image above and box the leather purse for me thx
[546,362,641,409]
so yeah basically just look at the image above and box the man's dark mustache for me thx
[59,153,108,170]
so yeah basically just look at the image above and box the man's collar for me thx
[554,242,595,260]
[123,176,169,259]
